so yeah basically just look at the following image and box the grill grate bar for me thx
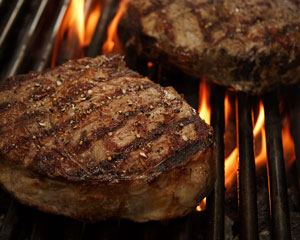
[0,0,25,49]
[291,83,300,188]
[29,214,85,240]
[237,93,259,240]
[263,92,292,240]
[206,84,225,240]
[0,201,19,240]
[1,0,49,80]
[33,0,70,72]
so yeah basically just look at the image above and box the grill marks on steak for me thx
[120,0,300,94]
[0,54,215,222]
[0,54,213,183]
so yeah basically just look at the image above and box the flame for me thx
[282,117,296,169]
[52,0,85,66]
[198,78,211,124]
[224,95,239,188]
[196,78,211,211]
[224,100,296,187]
[224,101,266,188]
[224,148,239,188]
[253,103,265,136]
[196,197,206,212]
[65,0,85,46]
[224,94,230,129]
[102,0,128,54]
[195,78,210,211]
[196,92,296,210]
[51,0,102,66]
[253,103,267,168]
[85,4,101,46]
[253,103,295,169]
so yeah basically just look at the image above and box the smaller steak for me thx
[0,54,215,222]
[120,0,300,94]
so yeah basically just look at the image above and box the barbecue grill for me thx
[0,0,299,239]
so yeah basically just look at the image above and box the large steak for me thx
[120,0,300,94]
[0,54,215,222]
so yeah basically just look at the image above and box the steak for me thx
[0,54,215,222]
[120,0,300,94]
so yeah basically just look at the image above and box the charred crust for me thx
[1,82,160,153]
[83,115,209,179]
[0,54,214,183]
[20,110,45,122]
[155,139,213,174]
[0,102,12,113]
[0,73,40,92]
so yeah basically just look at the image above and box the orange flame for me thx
[196,93,296,211]
[198,78,211,124]
[224,100,296,188]
[51,0,102,66]
[282,117,296,169]
[224,94,231,129]
[52,0,85,66]
[85,4,102,46]
[253,102,267,168]
[196,78,211,211]
[224,148,239,188]
[224,95,239,188]
[252,103,295,170]
[196,197,206,211]
[224,101,267,189]
[102,0,128,54]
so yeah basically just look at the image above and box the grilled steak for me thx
[0,54,215,222]
[120,0,300,94]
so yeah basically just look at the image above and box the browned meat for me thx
[0,54,215,222]
[120,0,300,94]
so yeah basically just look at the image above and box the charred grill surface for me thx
[120,0,300,94]
[0,54,215,222]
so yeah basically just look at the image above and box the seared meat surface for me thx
[0,54,215,222]
[120,0,300,94]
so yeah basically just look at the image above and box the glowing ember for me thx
[198,78,211,124]
[102,0,128,54]
[147,62,154,68]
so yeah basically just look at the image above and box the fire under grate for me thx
[0,0,299,239]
